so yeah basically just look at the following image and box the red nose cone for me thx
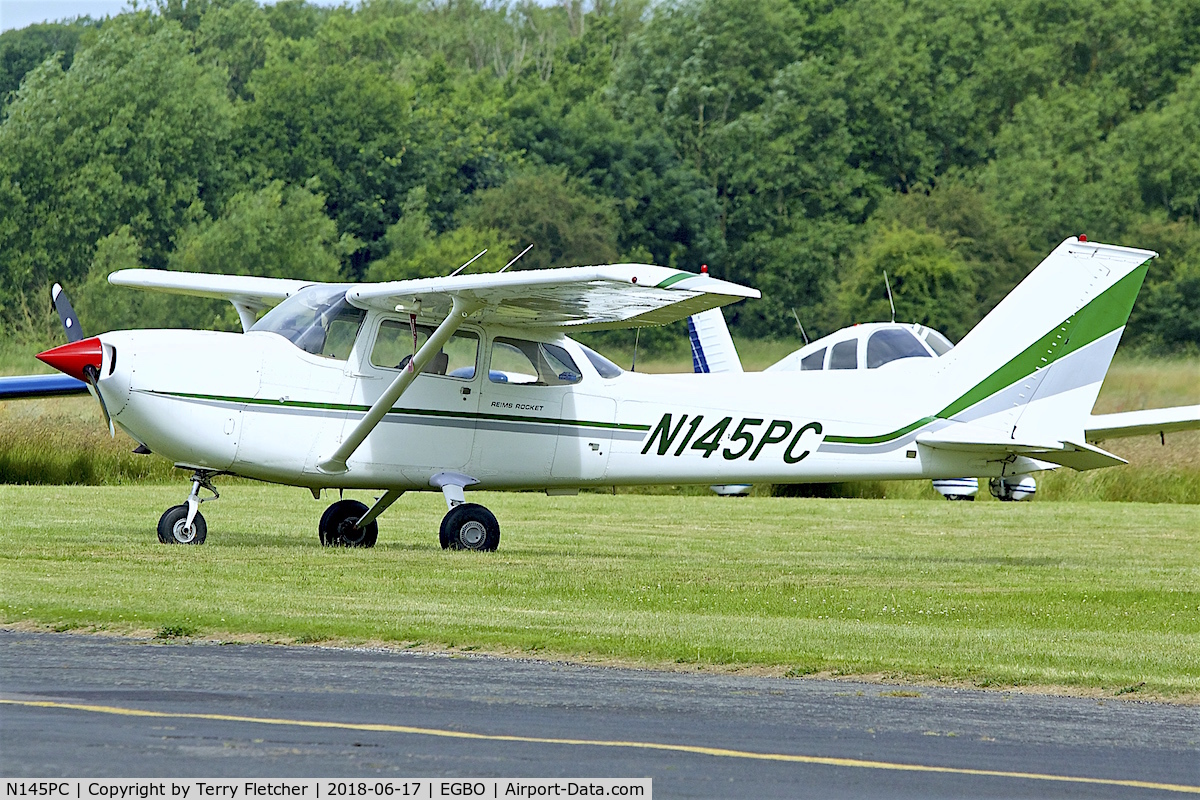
[37,337,103,382]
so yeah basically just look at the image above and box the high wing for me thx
[1085,405,1200,441]
[109,264,758,332]
[322,264,758,472]
[346,264,758,330]
[108,270,314,331]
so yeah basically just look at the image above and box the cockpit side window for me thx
[829,340,858,370]
[800,348,826,371]
[490,337,582,386]
[250,285,364,360]
[867,328,931,368]
[370,320,478,379]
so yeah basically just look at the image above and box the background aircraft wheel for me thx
[319,499,378,548]
[157,505,207,545]
[440,503,500,551]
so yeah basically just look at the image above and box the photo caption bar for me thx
[2,780,651,800]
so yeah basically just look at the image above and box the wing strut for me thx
[317,295,483,474]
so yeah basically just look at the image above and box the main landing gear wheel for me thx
[440,503,500,551]
[319,499,378,548]
[157,505,207,545]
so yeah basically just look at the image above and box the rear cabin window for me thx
[490,338,582,386]
[829,340,858,370]
[924,329,954,356]
[867,328,931,368]
[800,348,826,371]
[579,345,623,378]
[370,321,479,379]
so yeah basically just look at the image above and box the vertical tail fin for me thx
[930,238,1156,444]
[687,308,744,374]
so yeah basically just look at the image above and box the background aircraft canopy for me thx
[766,322,954,373]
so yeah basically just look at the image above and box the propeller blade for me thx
[82,364,115,438]
[50,283,85,343]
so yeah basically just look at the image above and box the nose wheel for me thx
[158,470,218,544]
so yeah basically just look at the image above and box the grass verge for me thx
[1,485,1196,699]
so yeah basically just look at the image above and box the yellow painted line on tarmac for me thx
[3,697,1199,794]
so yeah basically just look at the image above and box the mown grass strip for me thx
[1,486,1196,698]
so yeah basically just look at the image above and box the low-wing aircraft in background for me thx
[687,311,1036,499]
[26,237,1200,550]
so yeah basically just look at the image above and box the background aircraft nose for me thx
[36,337,103,382]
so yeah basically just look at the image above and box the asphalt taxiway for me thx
[1,630,1197,798]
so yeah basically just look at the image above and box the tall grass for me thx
[0,395,175,484]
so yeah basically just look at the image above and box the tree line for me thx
[2,0,1198,352]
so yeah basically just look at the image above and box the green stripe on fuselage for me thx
[823,417,936,445]
[151,390,651,432]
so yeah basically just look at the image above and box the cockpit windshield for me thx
[250,285,365,359]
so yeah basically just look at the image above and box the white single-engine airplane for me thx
[30,237,1200,549]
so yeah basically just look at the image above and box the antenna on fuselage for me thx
[499,243,534,273]
[883,270,896,323]
[449,248,488,277]
[790,308,809,345]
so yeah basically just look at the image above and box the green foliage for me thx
[460,167,621,270]
[195,0,273,98]
[842,224,978,341]
[366,187,515,281]
[234,40,416,256]
[0,16,233,329]
[0,19,97,105]
[3,0,1200,351]
[170,181,348,281]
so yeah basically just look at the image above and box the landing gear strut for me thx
[158,470,219,545]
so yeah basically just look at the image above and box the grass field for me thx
[1,485,1197,699]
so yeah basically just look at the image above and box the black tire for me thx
[441,503,500,551]
[157,504,207,545]
[319,499,378,547]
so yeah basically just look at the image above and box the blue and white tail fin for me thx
[688,308,743,374]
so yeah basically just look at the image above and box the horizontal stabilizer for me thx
[1086,404,1200,441]
[917,425,1126,471]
